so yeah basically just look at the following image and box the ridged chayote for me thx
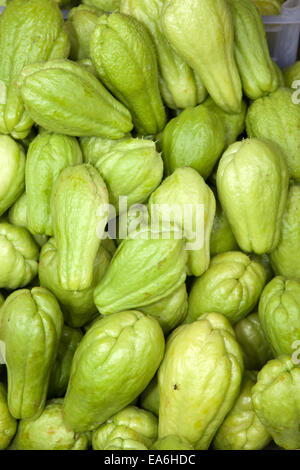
[0,383,17,450]
[158,313,244,449]
[254,0,282,15]
[187,251,267,325]
[90,12,166,135]
[0,288,63,420]
[63,311,165,432]
[217,138,289,254]
[92,406,158,450]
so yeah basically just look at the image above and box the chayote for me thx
[17,59,133,139]
[283,61,300,88]
[0,0,70,140]
[149,167,216,277]
[187,251,267,325]
[252,356,300,450]
[210,198,238,257]
[217,138,289,254]
[213,371,271,450]
[39,238,111,328]
[9,399,88,450]
[161,105,226,179]
[139,376,159,417]
[0,135,25,217]
[253,0,282,15]
[82,0,120,10]
[158,313,244,450]
[234,313,273,370]
[258,276,300,357]
[51,164,109,291]
[0,292,4,308]
[90,12,166,135]
[120,0,207,110]
[63,311,165,432]
[48,325,83,399]
[0,288,63,420]
[26,133,83,237]
[227,0,278,100]
[272,60,285,87]
[161,0,242,114]
[81,136,163,213]
[0,222,39,290]
[246,88,300,181]
[270,184,300,279]
[92,406,158,450]
[0,382,17,450]
[151,435,194,451]
[94,230,188,316]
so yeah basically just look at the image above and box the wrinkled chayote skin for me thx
[139,375,159,417]
[258,276,300,357]
[120,0,207,109]
[0,288,63,420]
[0,0,70,139]
[26,133,83,237]
[39,238,111,328]
[158,313,244,449]
[17,59,133,139]
[227,0,278,100]
[81,136,163,213]
[0,383,17,450]
[9,399,88,450]
[252,356,300,450]
[270,184,300,279]
[187,251,267,325]
[48,325,83,399]
[234,313,273,370]
[0,135,25,217]
[283,61,300,88]
[149,167,216,277]
[151,435,194,451]
[210,198,238,257]
[92,406,158,450]
[217,138,289,254]
[51,164,109,291]
[246,88,300,181]
[63,311,165,432]
[0,222,39,290]
[161,104,226,180]
[90,12,166,135]
[82,0,120,10]
[161,0,242,114]
[94,230,188,316]
[213,371,271,450]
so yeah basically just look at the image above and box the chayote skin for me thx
[0,382,17,450]
[81,136,163,213]
[82,0,120,10]
[210,198,238,257]
[161,104,226,180]
[270,184,300,279]
[48,325,83,399]
[139,375,159,417]
[92,406,158,450]
[0,288,63,420]
[39,238,111,328]
[213,371,271,450]
[0,0,70,140]
[234,313,273,370]
[246,88,300,181]
[9,399,88,450]
[283,61,300,88]
[120,0,207,110]
[217,138,289,254]
[151,435,194,451]
[0,222,39,290]
[227,0,278,100]
[158,313,244,450]
[252,356,300,450]
[258,276,300,357]
[51,164,109,291]
[90,12,166,135]
[94,230,188,316]
[17,59,133,139]
[0,135,25,217]
[187,251,267,325]
[0,292,4,308]
[63,311,165,432]
[26,133,83,237]
[253,0,282,15]
[149,167,216,277]
[161,0,242,114]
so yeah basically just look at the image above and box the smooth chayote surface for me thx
[0,382,17,450]
[139,375,159,417]
[283,61,300,88]
[210,197,238,257]
[151,435,194,451]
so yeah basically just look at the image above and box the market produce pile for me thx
[0,0,300,451]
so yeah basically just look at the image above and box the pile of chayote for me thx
[0,0,300,451]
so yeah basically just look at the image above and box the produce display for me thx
[0,0,300,452]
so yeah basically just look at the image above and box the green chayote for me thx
[139,376,159,417]
[151,435,194,451]
[0,293,4,308]
[82,0,120,10]
[0,382,17,450]
[283,61,300,88]
[210,198,238,257]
